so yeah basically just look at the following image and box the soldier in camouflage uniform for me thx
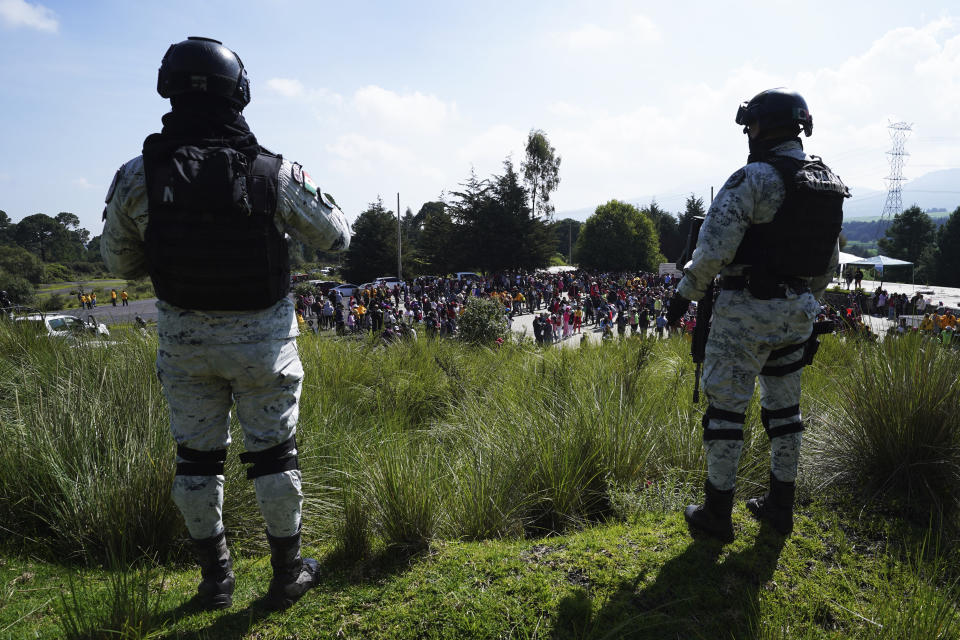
[667,88,847,543]
[102,37,350,609]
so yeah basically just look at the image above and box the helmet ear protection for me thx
[735,88,813,137]
[157,36,250,109]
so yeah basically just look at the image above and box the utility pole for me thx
[397,192,402,281]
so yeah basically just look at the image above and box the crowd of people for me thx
[824,286,959,346]
[75,288,129,310]
[293,269,702,344]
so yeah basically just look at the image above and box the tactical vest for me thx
[733,155,847,278]
[143,145,288,310]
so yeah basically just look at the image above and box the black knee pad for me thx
[239,436,299,480]
[701,405,746,441]
[760,405,804,439]
[176,444,227,476]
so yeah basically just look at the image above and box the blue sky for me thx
[1,0,959,235]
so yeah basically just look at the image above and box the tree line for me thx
[870,205,960,286]
[0,211,106,303]
[338,129,708,284]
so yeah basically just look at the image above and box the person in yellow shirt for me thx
[918,313,934,333]
[940,311,957,331]
[111,289,118,306]
[355,303,367,330]
[120,290,129,306]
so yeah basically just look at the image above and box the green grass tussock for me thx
[807,332,960,518]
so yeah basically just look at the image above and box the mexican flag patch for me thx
[303,171,318,196]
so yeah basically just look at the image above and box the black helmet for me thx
[735,88,812,137]
[157,37,250,109]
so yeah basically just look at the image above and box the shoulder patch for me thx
[321,192,338,209]
[105,168,121,204]
[722,169,746,190]
[291,162,304,186]
[302,171,318,196]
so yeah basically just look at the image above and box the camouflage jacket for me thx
[676,140,839,302]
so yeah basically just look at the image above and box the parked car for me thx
[330,283,359,299]
[375,276,403,288]
[306,280,341,294]
[454,271,480,281]
[14,311,110,338]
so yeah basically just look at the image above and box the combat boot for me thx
[264,527,319,610]
[684,480,735,544]
[189,530,234,610]
[746,472,795,535]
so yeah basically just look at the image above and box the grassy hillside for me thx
[0,326,957,639]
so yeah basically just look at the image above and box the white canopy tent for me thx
[838,251,861,266]
[845,255,914,288]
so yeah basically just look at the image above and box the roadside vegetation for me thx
[0,324,957,638]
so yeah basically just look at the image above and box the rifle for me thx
[676,216,714,403]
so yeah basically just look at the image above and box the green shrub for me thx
[457,296,508,345]
[38,292,68,311]
[126,279,155,300]
[43,262,74,283]
[0,268,35,304]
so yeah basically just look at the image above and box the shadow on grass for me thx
[551,523,786,640]
[154,545,423,639]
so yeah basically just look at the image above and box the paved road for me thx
[55,298,159,325]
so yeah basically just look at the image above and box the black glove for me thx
[666,295,691,326]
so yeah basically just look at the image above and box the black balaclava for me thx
[142,93,260,163]
[747,134,802,164]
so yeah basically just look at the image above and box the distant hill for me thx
[843,168,960,219]
[557,168,960,221]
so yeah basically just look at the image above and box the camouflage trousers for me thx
[701,289,819,490]
[157,338,304,539]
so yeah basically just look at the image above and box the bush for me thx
[38,293,68,312]
[126,279,155,300]
[293,282,315,297]
[457,296,508,345]
[0,268,35,304]
[43,262,74,283]
[0,245,44,283]
[807,333,960,518]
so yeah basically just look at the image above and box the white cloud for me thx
[548,101,588,118]
[353,85,456,133]
[628,15,661,44]
[556,14,660,50]
[562,23,623,49]
[0,0,58,32]
[326,133,413,167]
[266,77,304,98]
[71,177,94,190]
[455,124,527,174]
